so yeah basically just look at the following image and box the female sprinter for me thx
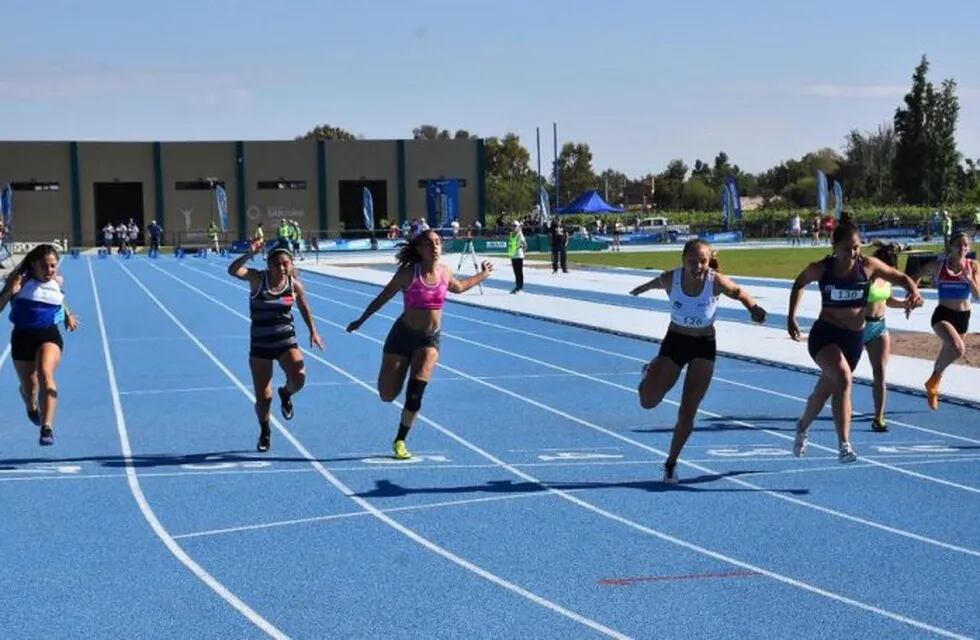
[862,242,915,432]
[916,231,979,410]
[346,230,494,460]
[228,240,324,452]
[788,222,922,462]
[0,244,80,445]
[630,239,767,483]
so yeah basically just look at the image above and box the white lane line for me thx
[186,261,980,556]
[174,491,569,541]
[88,259,289,639]
[129,260,631,640]
[118,380,358,396]
[169,261,973,639]
[300,275,980,446]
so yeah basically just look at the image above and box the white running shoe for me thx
[793,421,809,457]
[838,442,857,464]
[663,461,679,484]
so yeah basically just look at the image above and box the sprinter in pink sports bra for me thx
[630,238,767,484]
[347,230,494,459]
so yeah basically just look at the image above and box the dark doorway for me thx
[94,182,144,245]
[338,180,387,237]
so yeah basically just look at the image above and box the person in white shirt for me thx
[630,239,766,483]
[789,213,802,246]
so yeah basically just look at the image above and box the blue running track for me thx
[1,256,977,639]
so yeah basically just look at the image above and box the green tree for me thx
[413,124,452,140]
[681,178,715,210]
[298,124,360,140]
[652,159,687,210]
[841,124,897,202]
[691,159,712,183]
[598,168,629,206]
[925,78,961,204]
[484,133,535,217]
[893,56,932,204]
[555,142,596,204]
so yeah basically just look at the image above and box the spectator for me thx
[507,220,527,294]
[102,223,114,250]
[550,218,569,274]
[789,212,802,246]
[146,220,163,255]
[127,219,139,252]
[450,219,460,238]
[115,221,128,253]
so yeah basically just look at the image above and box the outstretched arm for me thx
[629,270,671,296]
[447,261,494,294]
[867,256,924,313]
[347,268,410,332]
[715,273,766,323]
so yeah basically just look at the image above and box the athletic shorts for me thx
[931,306,971,336]
[249,333,299,361]
[383,318,441,358]
[11,325,64,362]
[808,319,863,371]
[657,330,716,368]
[862,318,888,344]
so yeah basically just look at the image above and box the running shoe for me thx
[838,442,857,463]
[871,417,888,433]
[39,426,54,446]
[793,421,809,457]
[925,375,941,411]
[27,406,41,426]
[278,385,294,420]
[257,425,271,453]
[393,439,411,460]
[662,461,679,484]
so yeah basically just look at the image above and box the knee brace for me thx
[404,378,428,412]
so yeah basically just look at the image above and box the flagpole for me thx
[552,122,560,210]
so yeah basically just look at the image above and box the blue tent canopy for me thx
[555,189,623,214]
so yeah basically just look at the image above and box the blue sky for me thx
[1,0,977,176]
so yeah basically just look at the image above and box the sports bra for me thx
[669,269,718,328]
[819,256,869,308]
[403,265,449,310]
[867,280,892,304]
[936,258,974,301]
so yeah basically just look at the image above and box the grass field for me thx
[525,244,944,280]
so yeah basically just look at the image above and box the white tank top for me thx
[669,268,719,328]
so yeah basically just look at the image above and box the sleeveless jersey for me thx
[936,258,975,301]
[669,269,719,328]
[249,272,297,353]
[10,278,65,330]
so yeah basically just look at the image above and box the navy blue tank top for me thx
[818,256,869,308]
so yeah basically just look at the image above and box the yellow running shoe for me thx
[393,439,412,460]
[925,374,941,411]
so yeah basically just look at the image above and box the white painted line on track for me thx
[130,260,632,640]
[187,261,980,556]
[169,261,973,639]
[88,260,289,640]
[300,275,980,447]
[174,490,572,541]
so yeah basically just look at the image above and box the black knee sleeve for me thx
[404,378,428,412]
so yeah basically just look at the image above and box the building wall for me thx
[159,142,241,244]
[0,142,73,242]
[77,142,155,243]
[403,140,479,225]
[243,140,319,238]
[0,138,483,245]
[324,140,399,230]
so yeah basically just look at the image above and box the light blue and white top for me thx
[10,278,65,330]
[669,268,719,328]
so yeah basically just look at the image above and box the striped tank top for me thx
[249,272,298,356]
